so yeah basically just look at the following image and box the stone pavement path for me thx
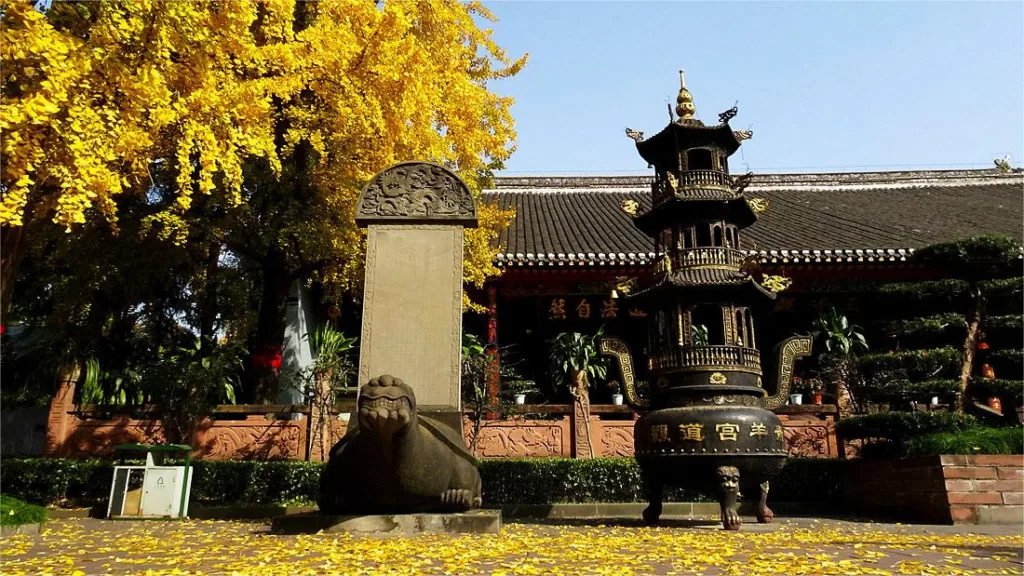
[0,517,1021,575]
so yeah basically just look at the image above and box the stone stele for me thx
[354,161,477,429]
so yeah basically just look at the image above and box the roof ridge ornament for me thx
[718,103,739,124]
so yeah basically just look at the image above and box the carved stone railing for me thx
[671,247,747,270]
[649,345,761,374]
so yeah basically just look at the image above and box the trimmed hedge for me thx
[981,315,1024,350]
[856,348,961,381]
[876,280,970,320]
[913,235,1023,270]
[985,349,1023,379]
[478,458,706,504]
[982,278,1024,316]
[969,378,1024,408]
[873,278,1023,319]
[904,426,1024,457]
[0,457,848,508]
[836,411,978,442]
[859,379,959,406]
[880,313,966,349]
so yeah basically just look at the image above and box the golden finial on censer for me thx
[675,69,696,120]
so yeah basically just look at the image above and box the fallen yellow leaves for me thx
[0,519,1020,576]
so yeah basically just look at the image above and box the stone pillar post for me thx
[355,162,477,436]
[43,365,79,456]
[485,285,501,418]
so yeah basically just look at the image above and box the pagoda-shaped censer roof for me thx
[634,71,750,170]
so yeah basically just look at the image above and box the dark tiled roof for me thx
[482,169,1024,267]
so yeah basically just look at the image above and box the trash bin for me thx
[107,444,193,519]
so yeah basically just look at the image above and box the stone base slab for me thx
[271,510,502,535]
[1,522,42,537]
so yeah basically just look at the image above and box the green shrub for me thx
[0,458,114,507]
[914,235,1023,270]
[478,458,713,504]
[859,379,959,406]
[969,378,1024,408]
[190,461,322,506]
[880,314,966,349]
[985,350,1023,379]
[856,348,961,381]
[0,457,848,508]
[982,279,1024,316]
[836,411,978,442]
[0,495,48,526]
[903,426,1024,457]
[980,315,1023,350]
[876,280,969,319]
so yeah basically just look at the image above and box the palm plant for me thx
[812,307,868,356]
[301,324,357,460]
[812,307,869,413]
[548,329,608,458]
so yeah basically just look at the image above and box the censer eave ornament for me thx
[598,71,812,531]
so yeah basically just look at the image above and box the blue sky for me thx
[483,1,1024,175]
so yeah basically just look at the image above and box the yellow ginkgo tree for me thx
[2,0,525,401]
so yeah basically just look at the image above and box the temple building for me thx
[472,167,1024,396]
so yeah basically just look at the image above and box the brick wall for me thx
[847,455,1023,524]
[943,455,1023,524]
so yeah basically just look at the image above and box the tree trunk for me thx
[0,224,27,326]
[571,369,594,458]
[956,282,982,413]
[198,242,222,347]
[247,245,293,404]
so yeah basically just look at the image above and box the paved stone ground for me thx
[0,517,1021,575]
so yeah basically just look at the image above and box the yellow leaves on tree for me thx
[2,0,525,294]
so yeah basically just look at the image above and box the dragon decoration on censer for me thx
[601,71,812,530]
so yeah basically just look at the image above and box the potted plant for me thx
[807,377,824,405]
[504,379,538,406]
[789,376,804,406]
[608,380,624,405]
[548,329,609,458]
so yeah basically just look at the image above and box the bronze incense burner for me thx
[600,72,811,530]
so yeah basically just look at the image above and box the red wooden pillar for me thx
[486,285,501,416]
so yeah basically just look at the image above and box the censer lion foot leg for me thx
[716,466,742,531]
[755,481,774,524]
[642,479,663,525]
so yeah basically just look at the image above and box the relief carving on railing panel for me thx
[466,419,568,458]
[201,421,304,460]
[598,420,635,458]
[60,419,165,457]
[779,416,838,458]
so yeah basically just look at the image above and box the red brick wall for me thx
[943,455,1023,524]
[847,455,1023,524]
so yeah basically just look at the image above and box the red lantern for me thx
[988,397,1003,414]
[253,345,283,371]
[981,364,996,381]
[977,342,990,351]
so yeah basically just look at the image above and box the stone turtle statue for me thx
[318,375,483,514]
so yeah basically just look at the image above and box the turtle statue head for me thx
[358,374,416,439]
